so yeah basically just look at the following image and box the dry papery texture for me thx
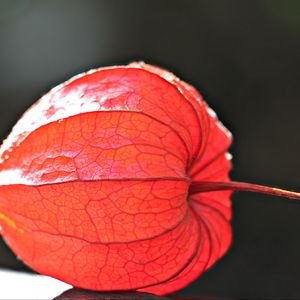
[0,62,234,295]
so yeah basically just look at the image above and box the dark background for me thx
[0,0,299,299]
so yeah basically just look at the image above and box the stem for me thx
[190,181,300,200]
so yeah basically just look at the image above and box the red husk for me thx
[0,62,297,295]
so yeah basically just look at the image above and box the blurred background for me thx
[0,0,299,298]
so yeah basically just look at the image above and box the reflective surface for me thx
[0,269,70,299]
[54,288,230,300]
[0,269,231,300]
[54,289,169,300]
